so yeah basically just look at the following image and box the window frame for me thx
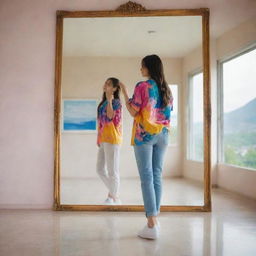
[187,68,203,162]
[217,43,256,169]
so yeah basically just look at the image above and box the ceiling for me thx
[63,16,202,58]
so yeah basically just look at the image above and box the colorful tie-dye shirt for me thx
[97,99,122,145]
[129,79,173,146]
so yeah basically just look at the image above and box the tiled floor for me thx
[0,187,256,256]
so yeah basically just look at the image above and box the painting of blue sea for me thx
[63,100,97,131]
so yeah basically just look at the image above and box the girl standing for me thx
[120,55,173,239]
[97,77,122,205]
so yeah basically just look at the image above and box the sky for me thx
[223,48,256,113]
[192,73,203,123]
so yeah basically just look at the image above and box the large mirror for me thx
[54,2,211,211]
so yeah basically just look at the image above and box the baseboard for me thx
[0,204,53,210]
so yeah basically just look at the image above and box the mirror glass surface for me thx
[60,16,204,206]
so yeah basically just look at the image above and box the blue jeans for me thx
[134,128,169,217]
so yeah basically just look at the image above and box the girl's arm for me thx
[119,82,138,117]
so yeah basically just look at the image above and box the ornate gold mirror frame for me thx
[54,1,211,212]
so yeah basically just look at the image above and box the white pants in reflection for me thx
[96,142,120,197]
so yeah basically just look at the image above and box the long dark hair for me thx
[97,77,120,115]
[142,54,172,107]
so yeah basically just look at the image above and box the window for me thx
[169,84,178,145]
[218,47,256,170]
[187,71,204,161]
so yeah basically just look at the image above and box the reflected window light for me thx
[169,84,178,146]
[187,72,204,161]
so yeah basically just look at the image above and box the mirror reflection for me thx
[60,16,204,206]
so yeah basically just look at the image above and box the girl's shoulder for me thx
[98,100,107,109]
[147,79,157,85]
[135,80,151,89]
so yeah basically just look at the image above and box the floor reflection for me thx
[60,177,204,205]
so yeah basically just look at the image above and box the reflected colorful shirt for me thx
[97,99,122,145]
[129,79,173,146]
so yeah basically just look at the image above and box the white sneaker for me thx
[138,225,159,240]
[112,199,122,205]
[103,197,114,205]
[156,220,160,229]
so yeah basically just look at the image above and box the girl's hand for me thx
[119,81,130,103]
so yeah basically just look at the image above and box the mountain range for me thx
[224,98,256,133]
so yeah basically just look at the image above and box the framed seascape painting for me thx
[62,99,97,132]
